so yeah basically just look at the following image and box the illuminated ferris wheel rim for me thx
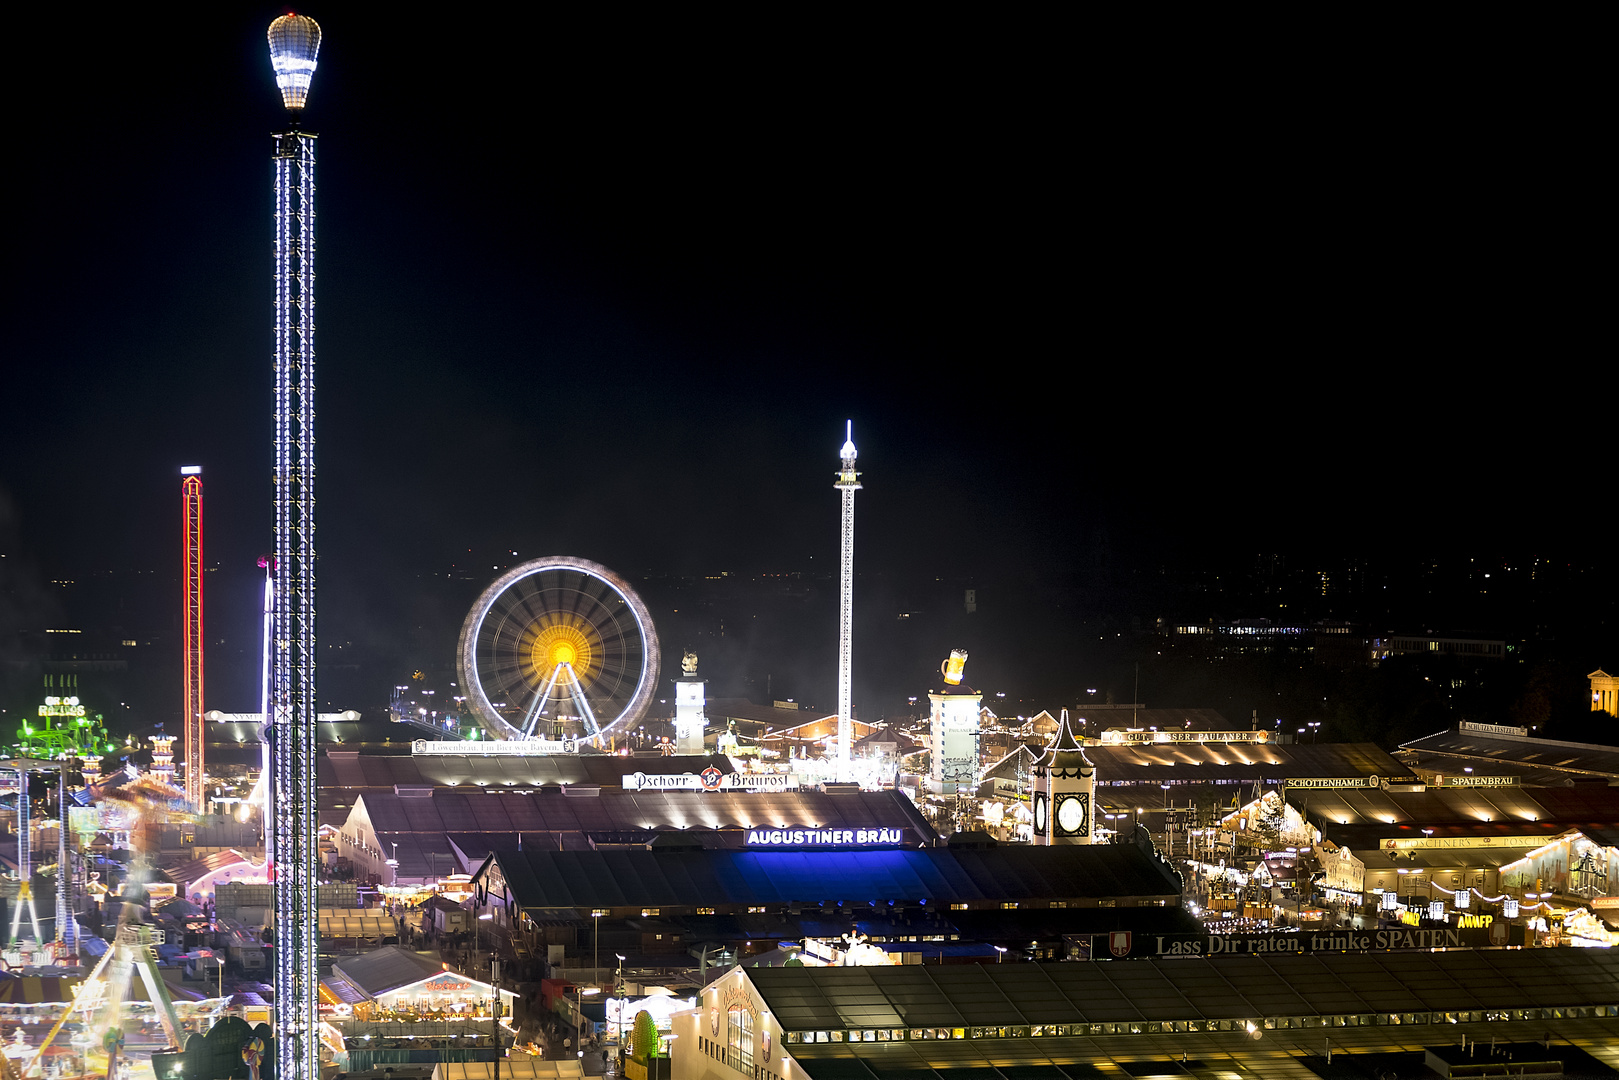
[457,556,660,742]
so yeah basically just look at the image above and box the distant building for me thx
[1592,669,1618,717]
[1371,632,1507,663]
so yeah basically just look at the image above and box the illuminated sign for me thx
[420,973,472,991]
[674,678,707,752]
[413,739,577,755]
[210,710,359,724]
[1435,774,1519,787]
[1285,776,1380,789]
[745,827,905,848]
[1382,835,1551,851]
[621,771,796,792]
[1459,721,1528,738]
[39,697,87,718]
[1455,914,1493,928]
[1141,927,1507,957]
[1099,729,1271,745]
[930,693,980,786]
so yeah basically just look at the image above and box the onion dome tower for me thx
[1032,708,1095,845]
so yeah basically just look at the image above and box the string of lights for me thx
[268,15,322,1080]
[834,422,860,778]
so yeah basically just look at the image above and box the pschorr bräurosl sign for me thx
[745,827,906,848]
[621,771,798,792]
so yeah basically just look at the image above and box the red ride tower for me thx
[181,466,205,808]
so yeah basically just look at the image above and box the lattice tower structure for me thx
[268,14,322,1080]
[181,470,204,807]
[833,422,861,777]
[271,122,320,1080]
[55,769,75,951]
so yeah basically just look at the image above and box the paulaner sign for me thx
[746,827,905,848]
[1099,730,1271,745]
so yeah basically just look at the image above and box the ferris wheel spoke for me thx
[520,663,564,737]
[565,664,602,737]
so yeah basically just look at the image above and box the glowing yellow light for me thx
[527,618,602,687]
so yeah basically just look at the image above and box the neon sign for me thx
[745,827,905,848]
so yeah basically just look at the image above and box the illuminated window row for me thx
[784,1005,1616,1043]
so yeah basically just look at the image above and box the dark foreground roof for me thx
[354,787,935,845]
[348,787,938,880]
[478,843,1182,909]
[749,948,1619,1030]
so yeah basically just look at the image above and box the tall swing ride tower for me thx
[267,15,322,1080]
[180,466,204,809]
[833,422,861,777]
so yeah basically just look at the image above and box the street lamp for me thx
[992,945,1006,964]
[592,908,609,985]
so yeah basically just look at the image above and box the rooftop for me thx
[1400,728,1619,780]
[745,948,1619,1031]
[474,843,1183,909]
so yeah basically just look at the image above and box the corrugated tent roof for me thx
[479,844,1180,909]
[330,945,455,997]
[1086,741,1413,784]
[1400,729,1619,779]
[748,948,1619,1030]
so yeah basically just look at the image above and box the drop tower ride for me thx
[833,422,860,777]
[180,466,204,809]
[267,15,322,1080]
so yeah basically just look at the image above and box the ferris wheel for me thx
[458,556,661,743]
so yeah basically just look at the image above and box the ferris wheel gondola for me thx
[457,557,660,743]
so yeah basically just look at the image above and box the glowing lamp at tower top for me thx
[268,14,322,112]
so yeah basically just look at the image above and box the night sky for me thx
[5,11,1606,724]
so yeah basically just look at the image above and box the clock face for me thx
[1033,793,1047,833]
[1056,795,1086,836]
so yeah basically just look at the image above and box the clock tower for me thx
[1032,709,1095,845]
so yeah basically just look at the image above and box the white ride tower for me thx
[267,15,323,1080]
[833,422,861,778]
